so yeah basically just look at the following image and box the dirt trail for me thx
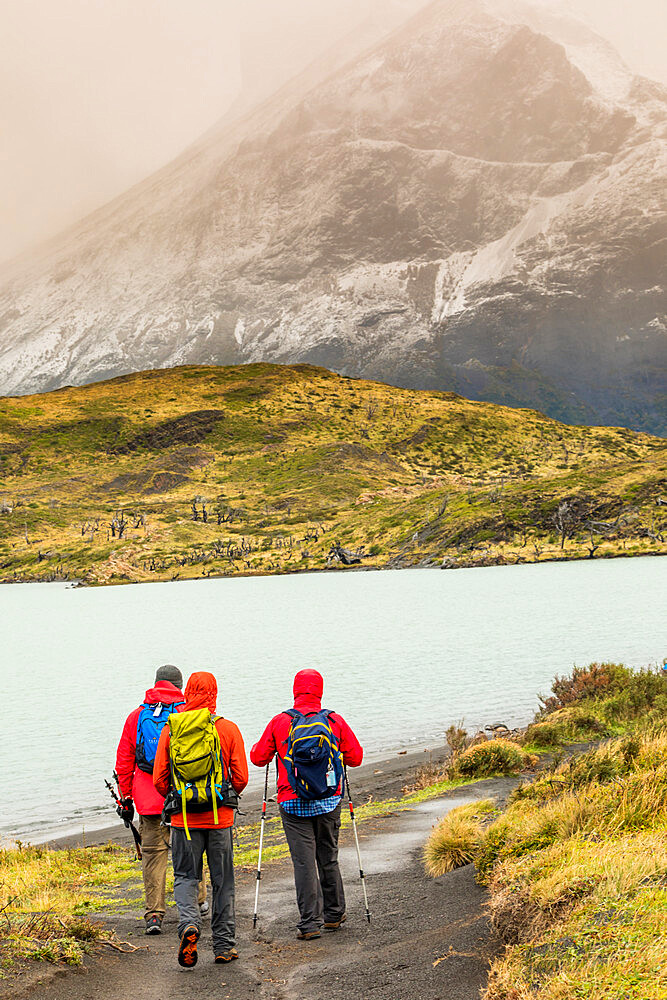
[8,775,517,1000]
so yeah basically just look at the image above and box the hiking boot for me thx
[296,930,321,940]
[214,948,239,963]
[200,900,210,916]
[323,913,347,931]
[145,915,162,935]
[177,924,200,968]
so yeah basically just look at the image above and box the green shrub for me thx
[539,662,630,714]
[455,739,529,779]
[524,718,569,748]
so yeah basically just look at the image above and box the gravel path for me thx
[8,773,519,1000]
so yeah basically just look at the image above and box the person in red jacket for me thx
[154,671,248,967]
[115,664,192,935]
[250,668,363,939]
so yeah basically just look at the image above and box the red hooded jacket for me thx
[115,680,186,816]
[153,672,248,830]
[250,669,363,804]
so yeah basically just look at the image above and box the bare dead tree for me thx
[81,518,100,542]
[586,527,603,559]
[326,542,366,566]
[587,508,636,535]
[552,501,577,549]
[110,510,128,539]
[583,506,637,557]
[646,516,665,543]
[436,494,450,519]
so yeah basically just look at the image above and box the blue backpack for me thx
[136,701,184,774]
[283,709,344,800]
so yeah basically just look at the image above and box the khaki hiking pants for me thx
[139,815,206,920]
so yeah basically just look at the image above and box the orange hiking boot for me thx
[178,924,200,968]
[214,948,239,963]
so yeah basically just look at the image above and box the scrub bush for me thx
[523,706,611,748]
[455,739,529,778]
[539,662,629,714]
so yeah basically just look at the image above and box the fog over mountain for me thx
[1,0,665,432]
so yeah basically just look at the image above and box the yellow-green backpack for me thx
[167,709,237,839]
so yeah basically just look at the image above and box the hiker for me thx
[153,671,248,967]
[250,668,363,939]
[115,664,207,934]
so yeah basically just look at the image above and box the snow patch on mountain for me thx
[432,166,608,321]
[491,0,634,102]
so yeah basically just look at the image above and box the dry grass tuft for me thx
[424,800,497,876]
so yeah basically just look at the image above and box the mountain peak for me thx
[0,0,664,434]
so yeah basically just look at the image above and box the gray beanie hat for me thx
[154,663,183,690]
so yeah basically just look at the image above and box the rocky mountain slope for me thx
[0,0,665,432]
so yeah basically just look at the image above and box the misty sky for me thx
[1,0,666,265]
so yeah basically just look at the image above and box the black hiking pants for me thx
[280,803,345,933]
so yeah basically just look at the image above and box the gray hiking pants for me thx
[171,826,236,954]
[139,816,206,921]
[280,804,345,933]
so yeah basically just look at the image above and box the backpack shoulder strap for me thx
[283,708,299,718]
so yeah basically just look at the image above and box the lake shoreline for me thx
[1,545,664,591]
[42,739,454,849]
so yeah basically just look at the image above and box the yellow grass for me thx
[0,363,664,584]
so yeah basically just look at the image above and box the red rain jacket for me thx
[115,680,185,816]
[250,668,363,804]
[153,672,248,830]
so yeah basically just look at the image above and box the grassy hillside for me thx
[0,363,664,585]
[424,664,667,999]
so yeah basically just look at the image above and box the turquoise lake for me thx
[1,556,665,842]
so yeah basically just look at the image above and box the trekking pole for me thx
[253,764,270,929]
[345,766,371,923]
[105,774,142,860]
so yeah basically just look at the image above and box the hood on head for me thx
[293,669,324,700]
[184,671,218,713]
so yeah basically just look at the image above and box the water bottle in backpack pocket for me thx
[282,708,344,800]
[135,700,184,774]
